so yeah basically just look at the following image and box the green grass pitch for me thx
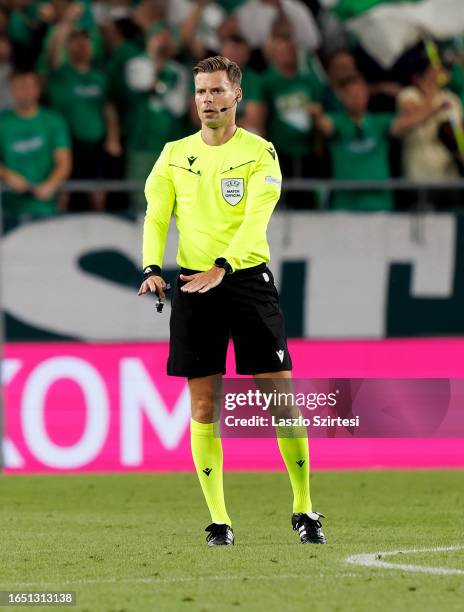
[0,470,463,612]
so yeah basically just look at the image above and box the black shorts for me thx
[167,263,292,378]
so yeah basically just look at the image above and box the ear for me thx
[236,86,243,102]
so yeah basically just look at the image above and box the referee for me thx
[139,56,326,547]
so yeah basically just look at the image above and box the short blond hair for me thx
[193,56,242,87]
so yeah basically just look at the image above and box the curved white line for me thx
[346,546,464,575]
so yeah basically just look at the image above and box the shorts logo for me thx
[221,178,244,206]
[276,349,284,363]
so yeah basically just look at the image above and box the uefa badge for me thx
[221,178,244,206]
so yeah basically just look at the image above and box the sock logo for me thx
[203,468,212,476]
[296,460,305,468]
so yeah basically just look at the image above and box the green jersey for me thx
[106,40,140,120]
[328,112,393,211]
[0,107,70,215]
[143,128,282,272]
[47,64,108,142]
[126,59,189,155]
[239,66,261,109]
[217,0,247,13]
[449,62,464,105]
[257,66,322,157]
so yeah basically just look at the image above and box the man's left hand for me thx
[180,266,226,293]
[33,181,57,201]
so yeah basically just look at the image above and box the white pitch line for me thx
[346,545,464,576]
[2,572,360,588]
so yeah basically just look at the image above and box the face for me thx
[271,37,297,71]
[339,79,369,115]
[11,74,41,107]
[194,71,241,128]
[68,33,92,65]
[220,40,249,68]
[328,52,357,84]
[147,30,175,61]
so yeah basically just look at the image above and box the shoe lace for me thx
[205,523,227,542]
[297,513,324,534]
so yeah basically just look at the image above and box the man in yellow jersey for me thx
[139,56,326,547]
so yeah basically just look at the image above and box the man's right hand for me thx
[3,170,30,193]
[138,275,166,299]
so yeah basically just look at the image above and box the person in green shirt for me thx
[102,17,141,125]
[311,75,439,211]
[124,26,189,210]
[7,0,53,70]
[220,34,262,130]
[257,31,322,157]
[0,70,71,221]
[255,31,323,208]
[46,29,121,210]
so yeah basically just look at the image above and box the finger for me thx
[148,278,165,298]
[181,278,204,292]
[138,281,150,295]
[148,282,162,297]
[179,273,198,282]
[183,281,207,293]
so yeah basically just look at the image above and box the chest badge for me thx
[221,178,244,206]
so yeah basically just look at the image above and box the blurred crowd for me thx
[0,0,464,219]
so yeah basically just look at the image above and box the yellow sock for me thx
[190,419,231,526]
[276,425,312,514]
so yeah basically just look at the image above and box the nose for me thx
[202,90,214,105]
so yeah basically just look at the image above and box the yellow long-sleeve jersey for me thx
[143,127,282,273]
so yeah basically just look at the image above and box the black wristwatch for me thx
[143,265,162,281]
[214,257,233,275]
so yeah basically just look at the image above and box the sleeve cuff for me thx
[143,265,162,280]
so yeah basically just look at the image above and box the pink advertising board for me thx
[3,340,464,473]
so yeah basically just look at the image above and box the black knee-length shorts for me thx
[167,263,292,378]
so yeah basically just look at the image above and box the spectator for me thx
[170,0,227,60]
[46,29,122,210]
[102,17,141,123]
[7,0,54,70]
[124,26,189,211]
[221,34,262,131]
[131,0,170,37]
[323,49,401,112]
[0,34,14,110]
[256,31,322,207]
[38,2,104,74]
[322,49,359,112]
[311,75,435,211]
[398,59,464,182]
[234,0,320,61]
[0,70,71,221]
